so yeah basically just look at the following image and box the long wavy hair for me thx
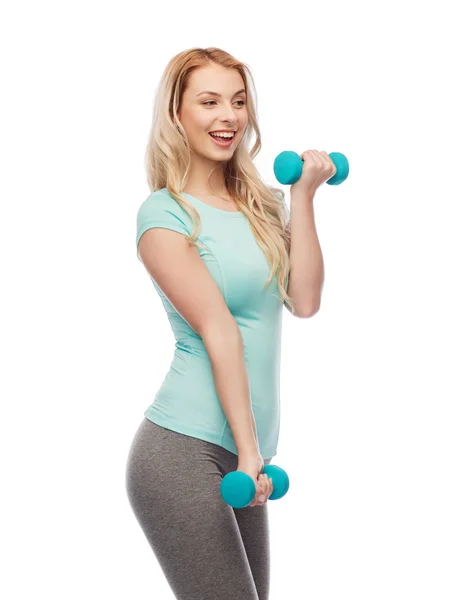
[144,47,294,311]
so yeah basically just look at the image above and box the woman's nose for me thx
[220,115,237,127]
[221,108,238,123]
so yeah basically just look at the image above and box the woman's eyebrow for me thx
[196,89,246,98]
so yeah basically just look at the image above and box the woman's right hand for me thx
[237,451,273,508]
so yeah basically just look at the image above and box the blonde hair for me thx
[144,47,294,311]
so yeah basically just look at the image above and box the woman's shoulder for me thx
[139,188,190,214]
[142,187,176,205]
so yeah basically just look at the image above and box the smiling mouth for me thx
[208,132,236,147]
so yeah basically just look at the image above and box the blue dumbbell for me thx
[274,150,349,186]
[220,464,290,509]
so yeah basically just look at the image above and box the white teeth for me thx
[210,132,234,138]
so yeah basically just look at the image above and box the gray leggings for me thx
[125,417,273,600]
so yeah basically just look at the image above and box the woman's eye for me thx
[203,100,245,106]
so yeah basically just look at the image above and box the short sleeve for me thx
[136,190,191,253]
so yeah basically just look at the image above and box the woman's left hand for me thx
[290,149,337,196]
[248,473,274,508]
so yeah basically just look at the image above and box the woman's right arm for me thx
[137,227,260,457]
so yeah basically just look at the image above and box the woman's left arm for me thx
[284,187,325,318]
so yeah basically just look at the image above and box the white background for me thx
[2,1,460,598]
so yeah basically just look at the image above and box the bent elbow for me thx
[298,303,320,318]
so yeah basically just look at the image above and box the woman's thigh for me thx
[125,418,271,600]
[233,501,271,600]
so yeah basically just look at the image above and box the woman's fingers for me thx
[263,475,274,501]
[263,474,269,500]
[267,477,274,500]
[256,476,265,504]
[249,476,264,507]
[256,474,270,506]
[248,474,274,508]
[265,475,273,499]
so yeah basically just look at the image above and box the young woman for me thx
[125,46,331,600]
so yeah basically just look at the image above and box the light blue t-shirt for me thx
[136,187,284,459]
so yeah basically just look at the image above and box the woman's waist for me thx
[158,352,280,406]
[171,347,280,384]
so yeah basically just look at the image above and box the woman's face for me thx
[178,64,248,162]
